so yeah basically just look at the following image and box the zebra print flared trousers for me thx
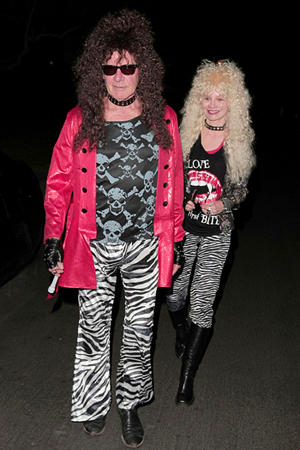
[71,237,159,422]
[166,232,231,328]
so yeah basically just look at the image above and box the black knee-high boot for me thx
[168,307,189,359]
[176,322,211,405]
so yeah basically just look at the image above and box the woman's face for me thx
[103,51,139,102]
[202,87,228,126]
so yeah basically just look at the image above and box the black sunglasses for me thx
[102,65,138,76]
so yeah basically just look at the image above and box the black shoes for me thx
[176,323,211,405]
[83,416,106,435]
[175,368,196,405]
[82,408,144,447]
[118,407,144,448]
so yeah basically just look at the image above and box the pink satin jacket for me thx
[44,105,185,289]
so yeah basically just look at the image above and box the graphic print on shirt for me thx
[189,169,222,206]
[96,153,120,184]
[187,166,222,228]
[184,138,226,236]
[95,117,158,243]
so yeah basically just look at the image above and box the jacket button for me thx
[82,208,87,213]
[163,201,168,206]
[163,182,168,188]
[82,167,87,173]
[164,164,169,169]
[82,148,87,153]
[82,187,87,193]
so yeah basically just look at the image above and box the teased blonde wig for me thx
[180,60,256,183]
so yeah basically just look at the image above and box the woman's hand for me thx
[185,200,195,211]
[201,200,223,216]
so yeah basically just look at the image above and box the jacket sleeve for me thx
[44,109,78,241]
[169,109,185,243]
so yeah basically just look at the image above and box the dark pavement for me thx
[1,118,300,450]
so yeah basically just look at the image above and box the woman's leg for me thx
[176,232,231,405]
[165,233,200,312]
[189,232,231,328]
[166,233,200,358]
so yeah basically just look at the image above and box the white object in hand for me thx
[48,275,59,294]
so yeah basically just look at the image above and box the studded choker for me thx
[107,92,137,107]
[204,119,226,131]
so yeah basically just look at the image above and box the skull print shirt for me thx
[184,134,226,236]
[94,116,158,243]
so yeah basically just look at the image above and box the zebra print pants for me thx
[71,237,159,422]
[166,232,231,328]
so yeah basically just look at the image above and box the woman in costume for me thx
[166,59,255,405]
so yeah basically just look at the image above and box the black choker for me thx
[107,93,136,107]
[204,119,226,131]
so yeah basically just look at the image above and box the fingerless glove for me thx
[44,238,64,269]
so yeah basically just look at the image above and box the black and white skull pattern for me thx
[96,214,133,244]
[96,152,120,184]
[112,119,142,144]
[97,185,138,219]
[95,117,159,243]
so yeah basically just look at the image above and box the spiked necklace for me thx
[107,92,136,107]
[204,119,226,131]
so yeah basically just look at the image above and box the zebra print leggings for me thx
[71,237,159,422]
[166,232,231,328]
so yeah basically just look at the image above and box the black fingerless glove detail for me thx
[44,238,64,270]
[174,241,184,266]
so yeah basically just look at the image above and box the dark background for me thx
[1,0,297,211]
[0,1,295,129]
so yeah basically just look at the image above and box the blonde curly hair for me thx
[180,60,256,183]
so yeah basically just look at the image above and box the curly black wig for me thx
[73,9,172,150]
